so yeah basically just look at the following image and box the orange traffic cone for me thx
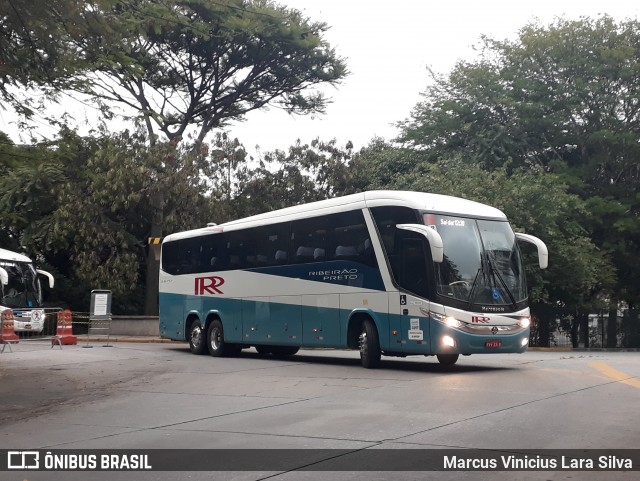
[1,309,20,352]
[53,309,77,346]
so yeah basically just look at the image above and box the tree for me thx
[0,0,118,119]
[49,130,216,312]
[69,0,348,144]
[63,0,348,314]
[203,136,354,222]
[397,16,640,345]
[2,1,348,314]
[0,127,218,313]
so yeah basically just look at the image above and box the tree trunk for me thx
[144,189,164,315]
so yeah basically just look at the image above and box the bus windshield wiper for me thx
[467,266,482,303]
[485,251,516,307]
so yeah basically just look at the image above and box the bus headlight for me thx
[432,312,465,328]
[518,317,531,329]
[445,316,465,328]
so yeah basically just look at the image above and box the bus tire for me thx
[359,319,381,369]
[436,353,459,366]
[189,322,207,355]
[207,319,228,357]
[271,346,299,358]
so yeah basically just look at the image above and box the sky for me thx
[1,0,639,153]
[229,0,640,153]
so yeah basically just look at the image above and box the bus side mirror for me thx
[0,267,7,286]
[396,224,444,263]
[515,233,548,269]
[37,269,55,288]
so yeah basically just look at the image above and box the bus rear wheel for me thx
[189,322,206,355]
[436,353,459,366]
[359,319,381,369]
[207,319,228,357]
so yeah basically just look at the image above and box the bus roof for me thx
[164,190,507,242]
[0,248,32,263]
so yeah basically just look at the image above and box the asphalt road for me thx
[1,340,639,481]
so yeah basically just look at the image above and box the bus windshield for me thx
[424,214,527,307]
[0,260,43,309]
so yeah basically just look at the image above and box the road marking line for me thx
[588,361,640,389]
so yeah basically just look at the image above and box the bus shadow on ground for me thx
[169,345,515,374]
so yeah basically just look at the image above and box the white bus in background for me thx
[0,248,55,333]
[159,191,548,368]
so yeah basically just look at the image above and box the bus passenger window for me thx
[290,216,328,265]
[328,210,376,267]
[254,223,289,267]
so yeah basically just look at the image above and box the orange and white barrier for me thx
[53,309,77,346]
[1,309,20,353]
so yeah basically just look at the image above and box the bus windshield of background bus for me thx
[423,214,527,307]
[0,260,42,309]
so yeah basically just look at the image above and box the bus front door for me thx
[399,293,431,354]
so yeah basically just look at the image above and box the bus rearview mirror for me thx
[396,224,444,263]
[515,233,548,269]
[37,269,55,288]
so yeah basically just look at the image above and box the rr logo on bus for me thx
[472,316,490,323]
[195,276,225,295]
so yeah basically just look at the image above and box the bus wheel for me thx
[436,354,459,366]
[207,319,228,357]
[271,346,299,358]
[189,322,206,355]
[359,319,381,369]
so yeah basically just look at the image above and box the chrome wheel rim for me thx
[211,327,221,351]
[190,325,202,348]
[359,330,367,356]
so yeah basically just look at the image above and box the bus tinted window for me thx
[371,206,426,293]
[163,209,378,274]
[161,241,180,275]
[161,237,200,275]
[254,222,290,267]
[290,216,328,264]
[370,206,418,257]
[328,210,376,267]
[202,233,227,271]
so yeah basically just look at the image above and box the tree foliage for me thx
[397,16,640,330]
[209,137,354,221]
[0,0,120,117]
[61,0,348,144]
[0,128,217,312]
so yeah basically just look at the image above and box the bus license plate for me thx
[485,340,501,348]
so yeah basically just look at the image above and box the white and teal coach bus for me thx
[159,191,548,367]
